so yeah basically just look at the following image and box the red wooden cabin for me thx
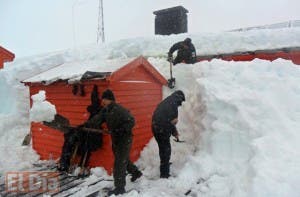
[23,56,167,174]
[0,46,15,69]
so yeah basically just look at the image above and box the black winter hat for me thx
[173,90,185,102]
[101,89,115,101]
[184,38,192,44]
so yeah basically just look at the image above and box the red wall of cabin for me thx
[29,67,163,174]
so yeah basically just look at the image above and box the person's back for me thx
[152,95,179,132]
[104,102,135,136]
[168,38,196,65]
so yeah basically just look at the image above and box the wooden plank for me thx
[133,130,152,139]
[33,141,63,150]
[32,134,64,144]
[134,122,151,131]
[54,101,158,113]
[45,93,90,100]
[113,89,161,96]
[130,107,155,116]
[110,82,160,90]
[114,66,159,83]
[120,101,159,109]
[30,83,108,93]
[55,105,87,113]
[117,94,161,103]
[33,145,62,156]
[58,111,89,120]
[47,99,91,106]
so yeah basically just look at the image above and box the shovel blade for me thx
[167,78,176,89]
[22,133,31,146]
[43,114,70,133]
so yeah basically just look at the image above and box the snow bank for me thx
[0,71,39,174]
[166,59,300,197]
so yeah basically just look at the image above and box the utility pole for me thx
[97,0,105,43]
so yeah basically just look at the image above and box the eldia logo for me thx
[5,171,60,193]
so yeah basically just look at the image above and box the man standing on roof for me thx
[84,89,142,196]
[152,90,185,178]
[168,38,197,65]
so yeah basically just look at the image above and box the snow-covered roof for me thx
[13,27,300,84]
[23,58,134,84]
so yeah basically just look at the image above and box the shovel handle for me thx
[173,138,185,143]
[170,61,173,78]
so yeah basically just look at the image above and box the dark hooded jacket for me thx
[168,40,196,64]
[84,102,135,137]
[152,91,185,138]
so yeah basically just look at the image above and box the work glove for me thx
[174,133,179,141]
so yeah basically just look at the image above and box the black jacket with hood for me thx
[84,102,135,138]
[152,90,185,138]
[168,40,196,64]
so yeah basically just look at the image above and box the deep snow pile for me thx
[126,58,300,197]
[168,59,300,197]
[0,27,300,196]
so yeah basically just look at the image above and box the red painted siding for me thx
[28,57,166,174]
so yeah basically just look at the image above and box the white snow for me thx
[30,90,57,122]
[11,27,300,84]
[0,27,300,196]
[23,58,133,84]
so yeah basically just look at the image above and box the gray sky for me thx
[0,0,299,58]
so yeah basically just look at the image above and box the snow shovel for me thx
[43,114,105,134]
[167,60,176,89]
[22,132,32,146]
[173,138,185,143]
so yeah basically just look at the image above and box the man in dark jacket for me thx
[168,38,197,65]
[57,85,103,175]
[84,89,142,196]
[152,90,185,178]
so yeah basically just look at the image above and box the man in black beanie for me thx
[84,89,142,196]
[152,90,185,178]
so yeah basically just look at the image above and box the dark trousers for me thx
[60,131,94,169]
[153,133,171,178]
[60,132,78,168]
[111,134,139,189]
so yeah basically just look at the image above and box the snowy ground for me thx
[0,28,300,196]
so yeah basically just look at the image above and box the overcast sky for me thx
[0,0,299,58]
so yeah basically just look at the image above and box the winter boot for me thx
[57,163,69,172]
[160,173,170,179]
[107,187,125,196]
[160,162,170,178]
[131,170,142,182]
